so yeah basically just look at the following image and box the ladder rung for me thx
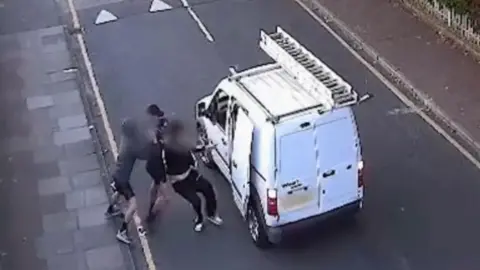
[299,58,313,66]
[284,45,296,51]
[309,66,323,73]
[291,50,303,57]
[304,61,316,68]
[331,85,347,93]
[335,94,354,101]
[297,55,311,62]
[319,76,332,83]
[305,64,317,71]
[317,73,330,81]
[270,32,283,40]
[336,96,356,105]
[296,58,310,65]
[324,79,337,86]
[335,91,355,98]
[261,27,358,112]
[332,90,348,97]
[326,84,339,90]
[311,70,324,77]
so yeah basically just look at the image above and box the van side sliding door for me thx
[230,107,254,217]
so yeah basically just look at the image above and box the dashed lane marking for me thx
[181,0,214,42]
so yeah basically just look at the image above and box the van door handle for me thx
[232,160,238,168]
[221,138,227,145]
[322,170,335,178]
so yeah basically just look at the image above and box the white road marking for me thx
[149,0,172,12]
[66,0,158,269]
[181,0,214,42]
[294,0,480,170]
[95,9,118,25]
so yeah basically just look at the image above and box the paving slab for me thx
[0,19,131,270]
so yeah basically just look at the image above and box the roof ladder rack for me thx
[260,27,358,111]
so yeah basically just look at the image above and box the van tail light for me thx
[358,160,364,188]
[267,189,278,216]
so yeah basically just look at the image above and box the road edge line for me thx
[294,0,480,170]
[65,0,158,269]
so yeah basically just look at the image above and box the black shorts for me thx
[146,155,166,185]
[111,179,135,201]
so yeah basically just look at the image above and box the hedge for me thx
[429,0,480,14]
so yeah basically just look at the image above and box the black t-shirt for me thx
[162,140,196,175]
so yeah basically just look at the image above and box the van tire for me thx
[247,203,271,249]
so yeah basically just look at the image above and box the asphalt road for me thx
[77,0,480,269]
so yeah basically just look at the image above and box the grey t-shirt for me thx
[112,116,160,184]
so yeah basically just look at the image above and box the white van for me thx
[195,27,369,248]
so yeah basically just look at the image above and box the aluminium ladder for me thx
[259,27,358,111]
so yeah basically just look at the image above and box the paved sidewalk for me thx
[0,26,130,270]
[307,0,480,150]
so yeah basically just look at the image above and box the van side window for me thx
[209,89,230,131]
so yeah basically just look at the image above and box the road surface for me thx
[75,0,480,269]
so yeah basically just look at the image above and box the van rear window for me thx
[279,129,317,182]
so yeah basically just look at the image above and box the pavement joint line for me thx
[294,0,480,171]
[66,0,158,269]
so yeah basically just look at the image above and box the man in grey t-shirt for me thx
[105,107,165,244]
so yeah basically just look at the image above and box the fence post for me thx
[447,9,452,26]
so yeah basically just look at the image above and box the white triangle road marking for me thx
[149,0,172,12]
[95,9,118,25]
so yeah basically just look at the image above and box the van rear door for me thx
[276,125,320,224]
[314,115,359,213]
[276,111,359,224]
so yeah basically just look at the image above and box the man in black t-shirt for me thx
[162,119,223,232]
[144,104,170,223]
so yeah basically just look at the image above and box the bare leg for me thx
[147,182,170,222]
[124,196,137,223]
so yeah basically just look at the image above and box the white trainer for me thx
[207,215,223,226]
[194,222,204,232]
[116,230,131,244]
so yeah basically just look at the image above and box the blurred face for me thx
[146,112,160,128]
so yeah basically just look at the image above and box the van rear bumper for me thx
[266,200,362,244]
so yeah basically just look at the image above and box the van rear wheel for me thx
[247,203,271,249]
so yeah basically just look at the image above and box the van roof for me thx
[227,27,359,123]
[238,65,328,118]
